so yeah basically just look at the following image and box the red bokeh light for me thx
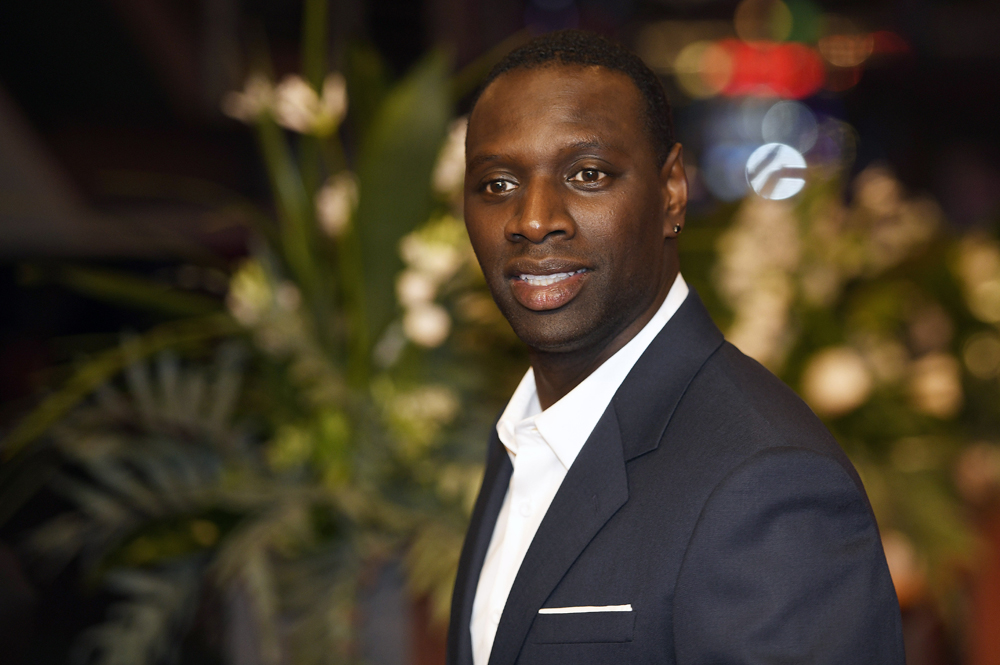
[715,39,826,99]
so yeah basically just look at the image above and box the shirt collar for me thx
[496,274,690,469]
[496,368,542,456]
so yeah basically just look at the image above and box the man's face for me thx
[464,64,681,355]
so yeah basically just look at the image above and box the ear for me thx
[659,143,688,238]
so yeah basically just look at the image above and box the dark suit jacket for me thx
[447,289,905,665]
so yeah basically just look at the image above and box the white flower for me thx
[969,279,1000,323]
[854,166,903,218]
[321,73,348,123]
[727,301,790,368]
[394,385,459,425]
[315,172,359,237]
[226,260,272,325]
[714,197,802,370]
[909,353,963,418]
[396,270,437,307]
[432,117,468,197]
[955,235,1000,287]
[714,197,800,304]
[274,282,301,312]
[403,303,451,347]
[221,73,274,122]
[399,234,463,283]
[800,346,873,417]
[954,235,1000,322]
[274,73,347,136]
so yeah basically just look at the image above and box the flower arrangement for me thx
[3,6,997,659]
[0,4,525,662]
[702,164,1000,615]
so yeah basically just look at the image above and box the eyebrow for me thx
[466,153,501,172]
[466,139,611,173]
[567,140,604,151]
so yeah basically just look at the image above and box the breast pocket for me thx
[530,610,636,644]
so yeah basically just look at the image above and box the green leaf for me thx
[34,264,222,317]
[1,314,240,460]
[354,50,452,347]
[301,0,329,91]
[344,43,390,144]
[255,118,318,295]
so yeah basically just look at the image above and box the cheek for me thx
[575,197,662,265]
[465,217,502,266]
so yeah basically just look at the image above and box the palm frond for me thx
[70,560,204,665]
[2,314,240,460]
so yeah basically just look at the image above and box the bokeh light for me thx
[745,142,807,199]
[674,40,733,99]
[636,20,733,75]
[762,100,818,152]
[818,15,873,66]
[819,32,875,68]
[963,332,1000,380]
[801,346,873,417]
[734,0,793,43]
[717,40,825,98]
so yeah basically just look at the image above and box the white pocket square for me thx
[537,604,632,615]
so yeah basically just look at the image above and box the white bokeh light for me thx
[745,143,807,200]
[762,101,818,153]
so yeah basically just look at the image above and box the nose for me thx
[505,178,576,244]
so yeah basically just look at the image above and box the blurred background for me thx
[1,0,999,664]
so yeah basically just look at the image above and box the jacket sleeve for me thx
[672,447,905,665]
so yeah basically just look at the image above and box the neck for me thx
[530,269,678,410]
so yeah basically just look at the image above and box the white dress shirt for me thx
[470,274,689,665]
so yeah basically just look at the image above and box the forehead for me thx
[467,64,647,155]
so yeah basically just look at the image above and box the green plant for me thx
[1,4,528,662]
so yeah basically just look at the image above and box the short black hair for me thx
[472,29,675,167]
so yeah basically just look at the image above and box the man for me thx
[448,30,904,665]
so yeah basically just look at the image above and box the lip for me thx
[506,259,590,311]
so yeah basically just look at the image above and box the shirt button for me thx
[491,609,502,625]
[518,500,532,517]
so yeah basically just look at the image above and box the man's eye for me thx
[485,180,515,194]
[570,169,607,183]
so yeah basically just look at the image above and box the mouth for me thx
[507,262,590,311]
[517,269,586,287]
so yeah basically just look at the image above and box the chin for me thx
[504,304,624,355]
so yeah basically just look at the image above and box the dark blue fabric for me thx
[447,289,905,665]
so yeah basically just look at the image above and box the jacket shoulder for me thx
[666,341,865,494]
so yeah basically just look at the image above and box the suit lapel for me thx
[448,430,513,665]
[487,407,629,665]
[485,289,725,665]
[614,289,725,462]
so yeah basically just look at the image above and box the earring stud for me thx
[673,224,682,234]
